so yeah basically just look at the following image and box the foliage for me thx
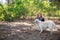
[0,0,60,21]
[0,0,29,21]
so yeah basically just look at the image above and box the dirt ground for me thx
[0,20,60,40]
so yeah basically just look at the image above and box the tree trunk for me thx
[7,0,10,3]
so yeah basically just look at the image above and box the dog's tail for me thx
[55,25,60,29]
[52,22,60,30]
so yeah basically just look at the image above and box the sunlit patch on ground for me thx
[46,29,58,32]
[9,22,33,26]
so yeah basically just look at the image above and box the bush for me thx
[0,0,60,21]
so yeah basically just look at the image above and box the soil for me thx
[0,20,60,40]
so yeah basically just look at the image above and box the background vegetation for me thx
[0,0,60,21]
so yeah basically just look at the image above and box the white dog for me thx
[35,19,59,34]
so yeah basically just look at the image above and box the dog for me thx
[35,19,59,34]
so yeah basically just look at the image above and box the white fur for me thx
[35,19,59,34]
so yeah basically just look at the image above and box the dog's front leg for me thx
[38,25,43,33]
[40,27,43,33]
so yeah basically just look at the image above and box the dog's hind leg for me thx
[48,24,54,34]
